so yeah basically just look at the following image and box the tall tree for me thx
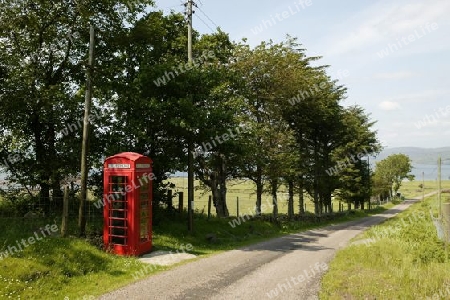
[332,106,381,209]
[0,1,153,214]
[374,154,414,198]
[230,39,310,217]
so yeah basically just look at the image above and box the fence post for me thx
[178,192,183,213]
[237,197,239,217]
[208,195,212,219]
[443,203,450,243]
[61,186,69,237]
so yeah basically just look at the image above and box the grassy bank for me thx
[320,194,450,299]
[0,204,388,299]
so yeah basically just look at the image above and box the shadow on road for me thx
[239,231,335,253]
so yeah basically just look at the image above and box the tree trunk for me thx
[255,166,263,216]
[271,179,278,220]
[197,154,229,218]
[33,115,51,214]
[313,178,320,215]
[211,183,229,217]
[323,146,333,214]
[288,180,294,219]
[299,176,305,214]
[47,116,62,206]
[313,138,320,215]
[39,179,50,214]
[218,156,229,217]
[211,185,225,217]
[325,190,332,213]
[51,171,63,211]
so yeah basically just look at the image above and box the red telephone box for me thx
[103,152,153,256]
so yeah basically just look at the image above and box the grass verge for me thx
[320,196,450,299]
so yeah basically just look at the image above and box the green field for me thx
[165,178,450,217]
[398,179,450,199]
[166,177,357,217]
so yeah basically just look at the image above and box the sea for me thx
[410,163,450,181]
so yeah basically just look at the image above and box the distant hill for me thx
[374,147,450,165]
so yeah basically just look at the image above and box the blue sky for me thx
[156,0,450,149]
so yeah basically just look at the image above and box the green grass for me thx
[0,202,391,299]
[0,217,153,300]
[320,192,450,299]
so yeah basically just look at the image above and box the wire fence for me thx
[434,204,450,243]
[430,202,450,243]
[0,184,375,228]
[0,195,102,222]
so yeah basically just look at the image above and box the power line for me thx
[182,0,219,33]
[195,14,215,33]
[196,5,219,30]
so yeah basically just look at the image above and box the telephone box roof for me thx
[105,152,150,162]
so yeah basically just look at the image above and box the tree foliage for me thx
[0,4,381,219]
[373,154,414,199]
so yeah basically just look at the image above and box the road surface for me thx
[100,195,432,300]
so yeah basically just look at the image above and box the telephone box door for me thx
[105,174,131,255]
[136,171,152,253]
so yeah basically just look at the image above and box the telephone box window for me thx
[140,180,150,242]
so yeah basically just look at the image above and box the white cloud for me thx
[406,130,439,137]
[391,122,413,129]
[384,1,450,36]
[380,90,450,104]
[379,101,401,111]
[373,71,417,80]
[324,0,450,57]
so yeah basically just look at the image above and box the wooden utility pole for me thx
[438,157,442,218]
[187,0,194,232]
[79,25,95,236]
[367,156,371,210]
[422,171,425,201]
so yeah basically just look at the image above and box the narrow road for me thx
[100,193,434,300]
